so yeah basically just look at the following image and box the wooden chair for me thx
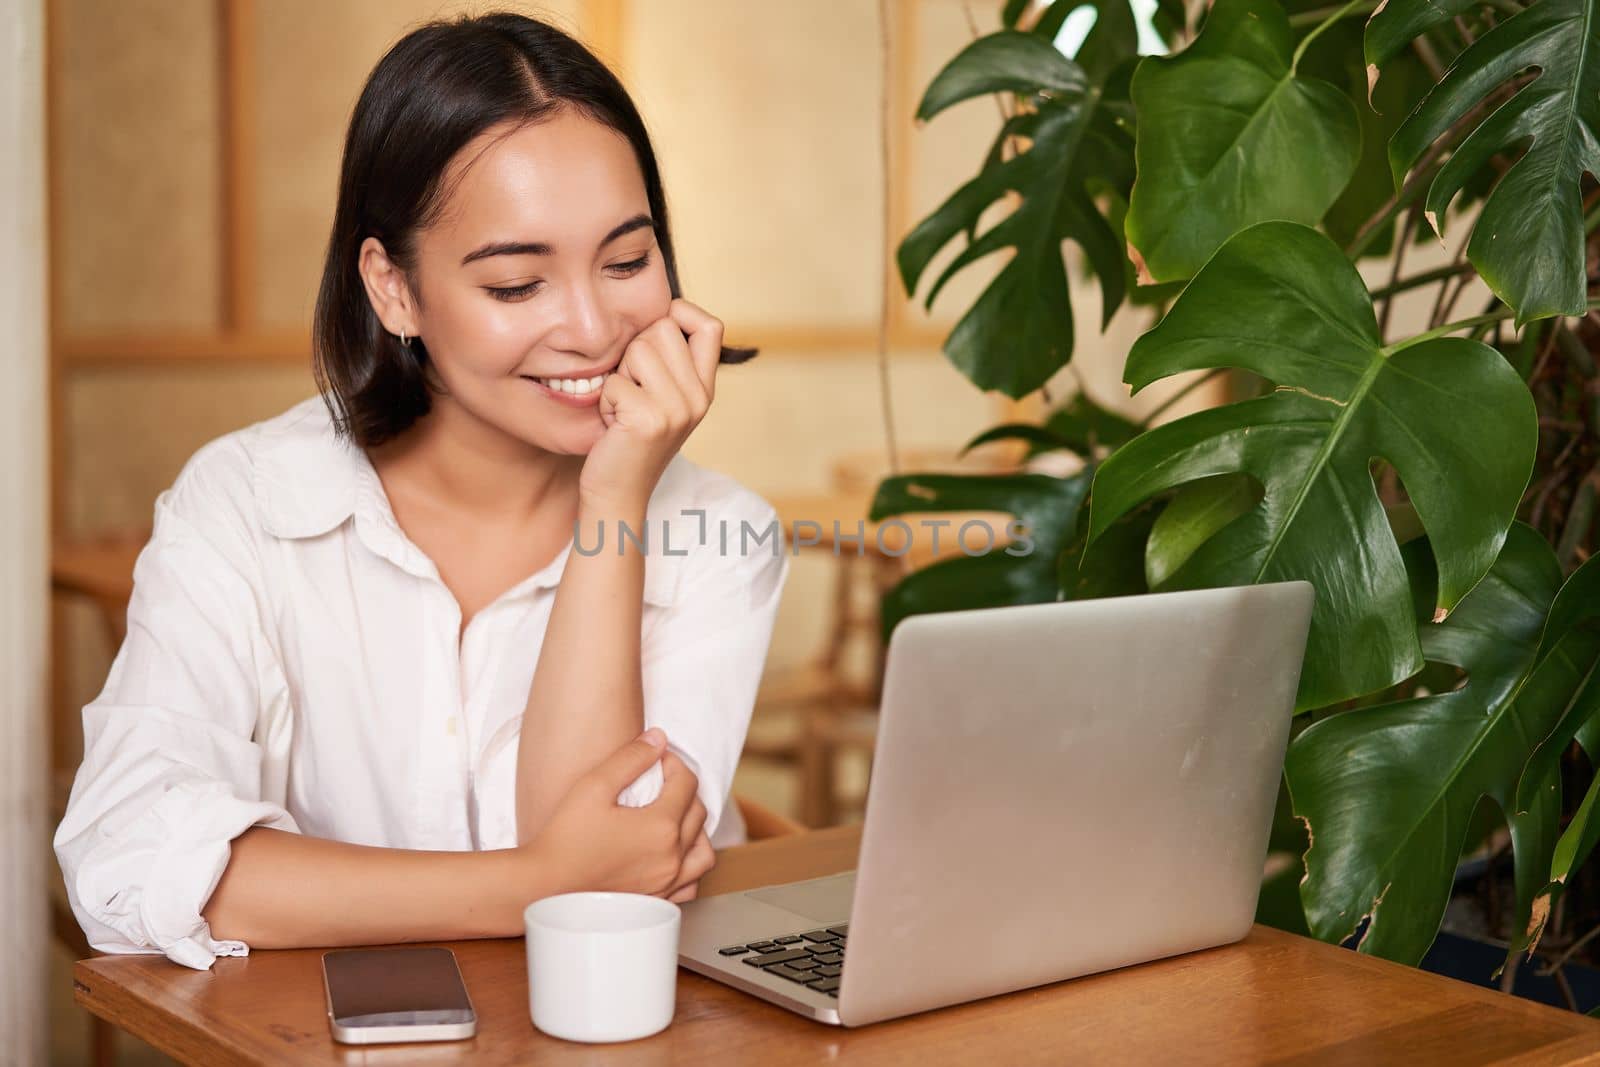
[743,493,898,827]
[746,446,1022,827]
[50,534,144,1067]
[733,793,804,841]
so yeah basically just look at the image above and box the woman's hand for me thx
[526,728,717,899]
[579,298,722,513]
[666,830,714,903]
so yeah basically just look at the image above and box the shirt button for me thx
[446,716,458,737]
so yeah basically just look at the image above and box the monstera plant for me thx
[876,0,1600,987]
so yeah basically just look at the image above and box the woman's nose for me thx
[550,278,615,359]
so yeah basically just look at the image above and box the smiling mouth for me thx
[521,370,612,396]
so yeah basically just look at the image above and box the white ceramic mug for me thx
[523,892,681,1043]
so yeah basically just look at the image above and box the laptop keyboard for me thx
[716,925,848,997]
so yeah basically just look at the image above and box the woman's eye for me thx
[608,253,652,276]
[484,254,650,302]
[486,281,541,302]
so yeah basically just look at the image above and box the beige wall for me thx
[53,0,1222,726]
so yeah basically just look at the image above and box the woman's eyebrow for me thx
[459,213,654,265]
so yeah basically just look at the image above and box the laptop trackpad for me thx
[747,872,856,924]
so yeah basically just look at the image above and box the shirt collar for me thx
[252,396,685,607]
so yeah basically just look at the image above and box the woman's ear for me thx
[357,236,419,338]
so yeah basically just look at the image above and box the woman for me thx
[53,12,788,971]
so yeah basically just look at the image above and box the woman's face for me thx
[400,110,671,456]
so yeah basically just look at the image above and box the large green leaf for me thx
[1257,778,1313,936]
[1145,473,1263,589]
[1534,761,1600,950]
[1123,0,1361,283]
[1060,502,1159,600]
[1506,557,1600,953]
[962,393,1141,461]
[1037,393,1141,455]
[1373,0,1600,323]
[1499,631,1600,959]
[1546,655,1600,908]
[1284,525,1563,964]
[1296,22,1432,255]
[1087,221,1537,709]
[898,30,1136,397]
[961,422,1082,457]
[870,470,1090,637]
[1005,0,1142,84]
[1102,182,1187,307]
[917,28,1086,116]
[1363,0,1481,71]
[1064,0,1140,86]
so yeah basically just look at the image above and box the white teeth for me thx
[536,372,608,395]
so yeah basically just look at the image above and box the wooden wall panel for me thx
[65,364,315,538]
[681,350,995,494]
[55,0,222,333]
[252,0,585,332]
[621,0,886,332]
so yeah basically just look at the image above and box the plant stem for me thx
[1527,322,1562,382]
[1500,946,1522,994]
[876,0,901,477]
[1529,433,1581,531]
[1346,48,1528,260]
[962,0,1014,127]
[1346,158,1445,260]
[1411,31,1447,81]
[1386,299,1600,354]
[1430,271,1473,330]
[1553,967,1580,1014]
[1556,472,1597,568]
[1287,0,1381,27]
[1469,295,1507,340]
[1427,243,1473,328]
[1368,263,1476,301]
[1554,326,1600,436]
[1292,0,1371,71]
[1139,367,1226,428]
[1539,915,1600,975]
[1379,205,1421,339]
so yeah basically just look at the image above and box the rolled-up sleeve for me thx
[53,446,298,970]
[617,499,789,842]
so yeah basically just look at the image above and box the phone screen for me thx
[322,946,477,1041]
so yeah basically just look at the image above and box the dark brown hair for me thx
[312,11,755,448]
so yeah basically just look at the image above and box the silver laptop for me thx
[679,581,1315,1026]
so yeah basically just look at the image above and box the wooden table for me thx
[74,826,1600,1065]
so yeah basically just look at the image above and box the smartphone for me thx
[321,946,477,1044]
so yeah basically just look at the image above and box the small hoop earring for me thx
[399,327,409,347]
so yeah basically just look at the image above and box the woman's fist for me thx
[579,299,723,512]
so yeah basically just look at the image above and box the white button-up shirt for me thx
[53,395,789,970]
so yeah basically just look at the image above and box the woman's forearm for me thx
[203,826,550,948]
[515,495,649,844]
